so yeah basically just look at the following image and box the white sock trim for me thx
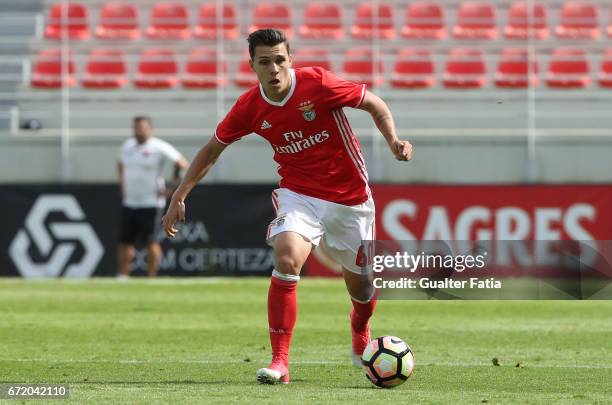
[350,295,370,304]
[350,288,376,304]
[272,269,300,282]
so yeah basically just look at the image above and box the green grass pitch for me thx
[1,278,611,404]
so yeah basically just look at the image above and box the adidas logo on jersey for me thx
[261,120,272,129]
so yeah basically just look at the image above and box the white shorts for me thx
[266,188,375,273]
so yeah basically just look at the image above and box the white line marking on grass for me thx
[0,278,239,285]
[61,278,232,284]
[2,359,612,369]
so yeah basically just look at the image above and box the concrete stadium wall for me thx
[2,131,612,184]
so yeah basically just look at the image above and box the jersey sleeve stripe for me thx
[334,110,369,181]
[339,110,368,170]
[335,109,373,198]
[334,111,368,182]
[341,109,373,198]
[332,110,369,185]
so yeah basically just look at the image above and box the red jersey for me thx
[215,67,370,206]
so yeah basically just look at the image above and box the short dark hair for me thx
[133,115,152,126]
[247,29,290,59]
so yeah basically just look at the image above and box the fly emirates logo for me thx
[272,130,330,155]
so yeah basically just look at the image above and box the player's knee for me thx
[275,254,301,276]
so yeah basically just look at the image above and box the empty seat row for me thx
[344,48,609,89]
[30,47,612,90]
[31,48,222,89]
[45,1,612,41]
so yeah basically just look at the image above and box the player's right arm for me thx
[162,137,227,237]
[163,95,250,237]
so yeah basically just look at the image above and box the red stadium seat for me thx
[342,48,384,87]
[234,57,258,88]
[146,2,191,40]
[82,49,127,89]
[350,3,396,40]
[31,49,76,88]
[546,48,591,88]
[504,2,548,39]
[597,49,612,88]
[443,48,486,89]
[95,2,140,40]
[291,49,332,71]
[391,49,435,89]
[555,2,601,39]
[494,48,539,88]
[134,49,178,89]
[44,2,90,40]
[194,3,239,40]
[401,2,446,40]
[182,48,227,89]
[299,3,343,39]
[249,3,293,39]
[453,2,497,40]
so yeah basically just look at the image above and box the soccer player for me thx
[118,116,188,278]
[162,29,413,384]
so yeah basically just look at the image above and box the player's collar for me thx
[259,69,296,107]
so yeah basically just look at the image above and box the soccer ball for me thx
[361,336,414,388]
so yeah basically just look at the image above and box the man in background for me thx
[117,116,188,277]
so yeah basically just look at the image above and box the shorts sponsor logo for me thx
[9,195,104,278]
[272,214,286,227]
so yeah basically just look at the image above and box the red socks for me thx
[350,297,377,334]
[267,271,377,365]
[268,271,299,365]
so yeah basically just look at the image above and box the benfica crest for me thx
[298,100,316,122]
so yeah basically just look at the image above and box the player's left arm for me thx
[358,90,413,161]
